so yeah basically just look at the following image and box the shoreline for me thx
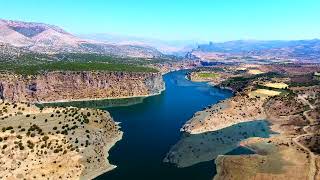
[32,68,197,105]
[181,93,266,134]
[186,72,236,93]
[0,102,124,179]
[181,74,319,179]
[36,84,166,105]
[0,69,165,104]
[81,131,123,180]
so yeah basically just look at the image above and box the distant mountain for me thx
[0,19,163,59]
[195,40,320,53]
[192,40,320,62]
[79,33,200,55]
[247,39,320,61]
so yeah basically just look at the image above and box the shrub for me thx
[84,119,89,124]
[42,136,49,141]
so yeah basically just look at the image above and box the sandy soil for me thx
[248,69,264,75]
[264,82,289,89]
[215,137,311,180]
[249,89,282,99]
[182,94,266,134]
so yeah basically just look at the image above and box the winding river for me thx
[42,70,271,180]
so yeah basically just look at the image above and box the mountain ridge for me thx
[0,19,163,59]
[192,39,320,62]
[79,33,201,55]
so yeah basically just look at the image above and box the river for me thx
[41,70,271,180]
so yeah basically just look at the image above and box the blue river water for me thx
[40,70,271,180]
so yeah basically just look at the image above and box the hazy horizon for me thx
[1,0,320,42]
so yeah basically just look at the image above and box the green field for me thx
[197,72,220,78]
[0,61,158,75]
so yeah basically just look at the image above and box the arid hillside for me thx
[0,19,163,59]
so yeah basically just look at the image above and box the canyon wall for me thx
[0,71,165,103]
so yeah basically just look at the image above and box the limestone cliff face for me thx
[0,71,164,103]
[144,73,165,94]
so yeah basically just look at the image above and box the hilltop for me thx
[0,19,163,59]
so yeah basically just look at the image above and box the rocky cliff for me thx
[0,71,164,103]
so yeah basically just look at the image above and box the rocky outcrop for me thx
[144,73,165,94]
[0,71,164,103]
[0,82,4,100]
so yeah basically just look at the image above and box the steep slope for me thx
[0,71,164,103]
[30,28,83,52]
[0,20,33,47]
[0,19,163,58]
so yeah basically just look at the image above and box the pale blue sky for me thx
[1,0,320,41]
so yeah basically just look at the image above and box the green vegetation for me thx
[197,72,219,78]
[54,53,178,65]
[0,52,184,75]
[288,81,320,87]
[1,52,177,65]
[221,72,284,91]
[0,61,158,75]
[288,74,320,87]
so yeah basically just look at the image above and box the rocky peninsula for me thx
[0,101,122,179]
[180,63,320,179]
